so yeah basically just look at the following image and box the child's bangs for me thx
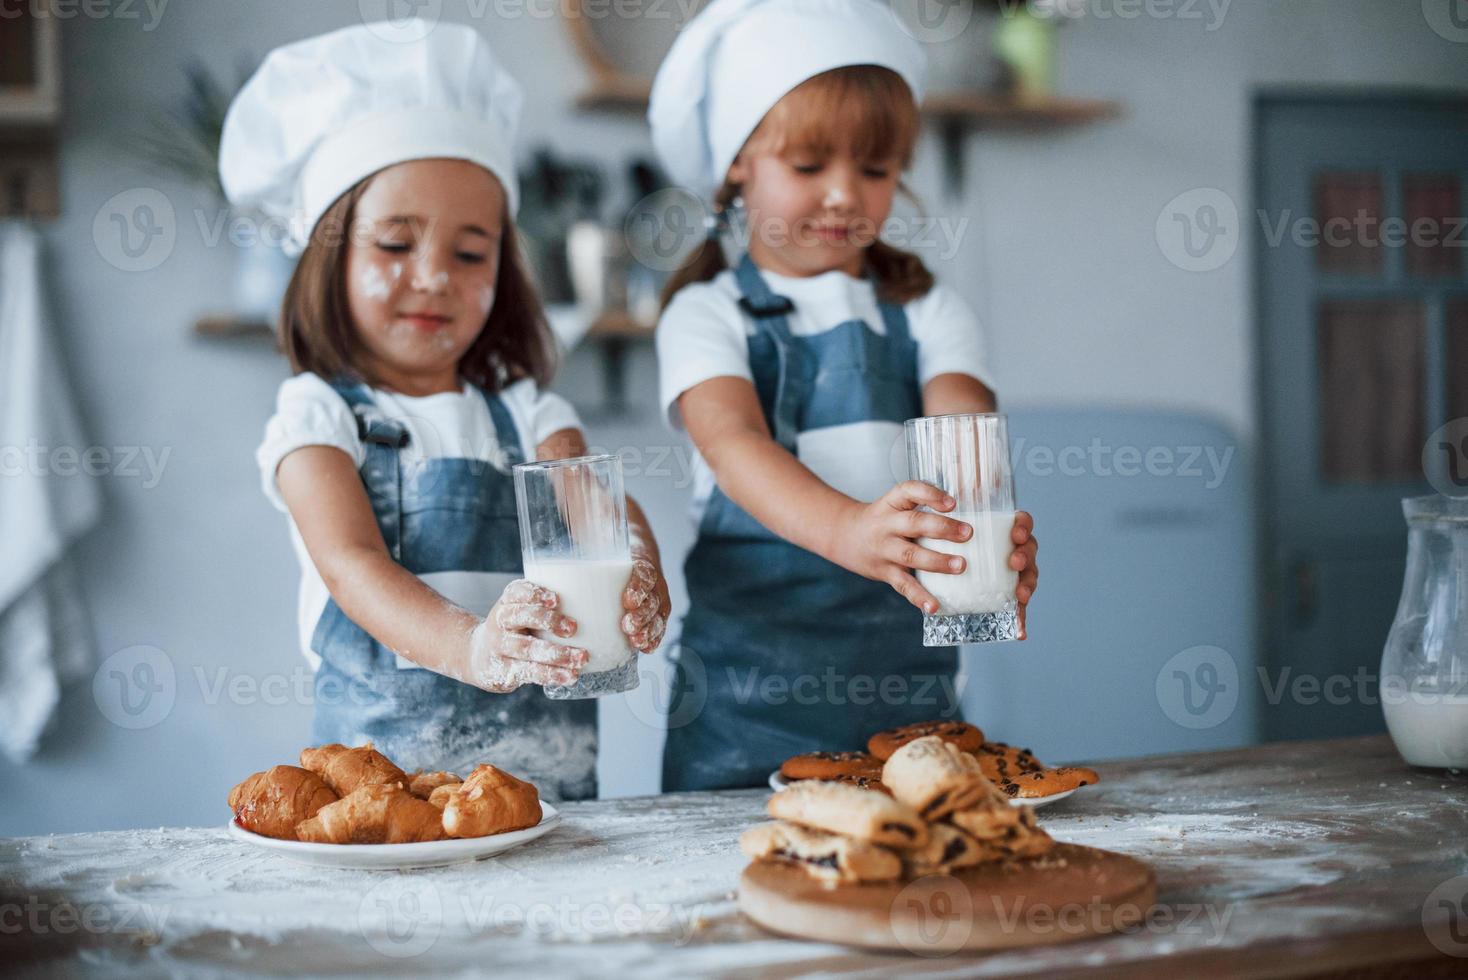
[753,65,919,165]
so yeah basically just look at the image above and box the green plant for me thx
[129,58,254,203]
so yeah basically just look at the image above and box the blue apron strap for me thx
[327,377,408,560]
[876,297,913,346]
[734,255,803,453]
[478,386,528,468]
[328,376,411,449]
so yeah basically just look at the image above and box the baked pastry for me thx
[950,800,1054,859]
[442,764,541,838]
[882,736,991,820]
[867,720,984,761]
[228,765,338,841]
[407,770,460,799]
[767,780,927,849]
[740,821,902,884]
[779,751,884,782]
[426,783,462,810]
[901,822,985,878]
[294,784,445,844]
[299,743,407,796]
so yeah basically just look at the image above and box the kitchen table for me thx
[3,735,1466,977]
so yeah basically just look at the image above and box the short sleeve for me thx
[907,284,996,393]
[501,378,584,450]
[656,280,753,431]
[255,373,363,512]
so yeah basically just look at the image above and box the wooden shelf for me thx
[577,79,1120,129]
[922,92,1121,128]
[195,315,274,339]
[575,76,655,115]
[586,310,655,340]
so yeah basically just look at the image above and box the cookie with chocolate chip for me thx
[976,742,1099,798]
[780,750,884,782]
[828,773,892,795]
[1006,766,1100,798]
[867,720,984,761]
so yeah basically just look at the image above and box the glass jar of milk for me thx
[904,413,1020,646]
[513,454,638,699]
[1381,495,1468,770]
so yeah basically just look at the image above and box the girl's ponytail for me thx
[866,237,934,306]
[659,183,740,311]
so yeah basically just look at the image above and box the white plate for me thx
[227,800,560,869]
[767,772,1079,809]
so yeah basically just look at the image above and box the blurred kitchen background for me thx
[1,0,1465,836]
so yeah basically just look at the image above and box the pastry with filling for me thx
[740,821,902,883]
[881,735,990,820]
[950,799,1054,859]
[901,822,986,878]
[768,780,928,849]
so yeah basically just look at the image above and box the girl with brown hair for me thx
[221,20,669,800]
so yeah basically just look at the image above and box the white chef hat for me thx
[220,19,523,256]
[648,0,927,201]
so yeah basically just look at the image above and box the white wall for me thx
[1,0,1464,837]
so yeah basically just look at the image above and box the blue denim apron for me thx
[661,256,961,791]
[309,379,597,801]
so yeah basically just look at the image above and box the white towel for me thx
[0,220,102,763]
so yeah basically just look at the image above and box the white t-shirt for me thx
[656,266,994,522]
[256,372,582,668]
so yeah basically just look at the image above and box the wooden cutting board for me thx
[738,843,1156,955]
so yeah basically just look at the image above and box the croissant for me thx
[408,770,460,799]
[228,765,338,840]
[427,783,462,810]
[442,764,541,838]
[299,743,407,796]
[294,784,446,844]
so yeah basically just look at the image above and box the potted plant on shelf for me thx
[129,59,294,329]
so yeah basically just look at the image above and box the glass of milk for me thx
[905,413,1020,646]
[1380,495,1468,769]
[513,454,638,699]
